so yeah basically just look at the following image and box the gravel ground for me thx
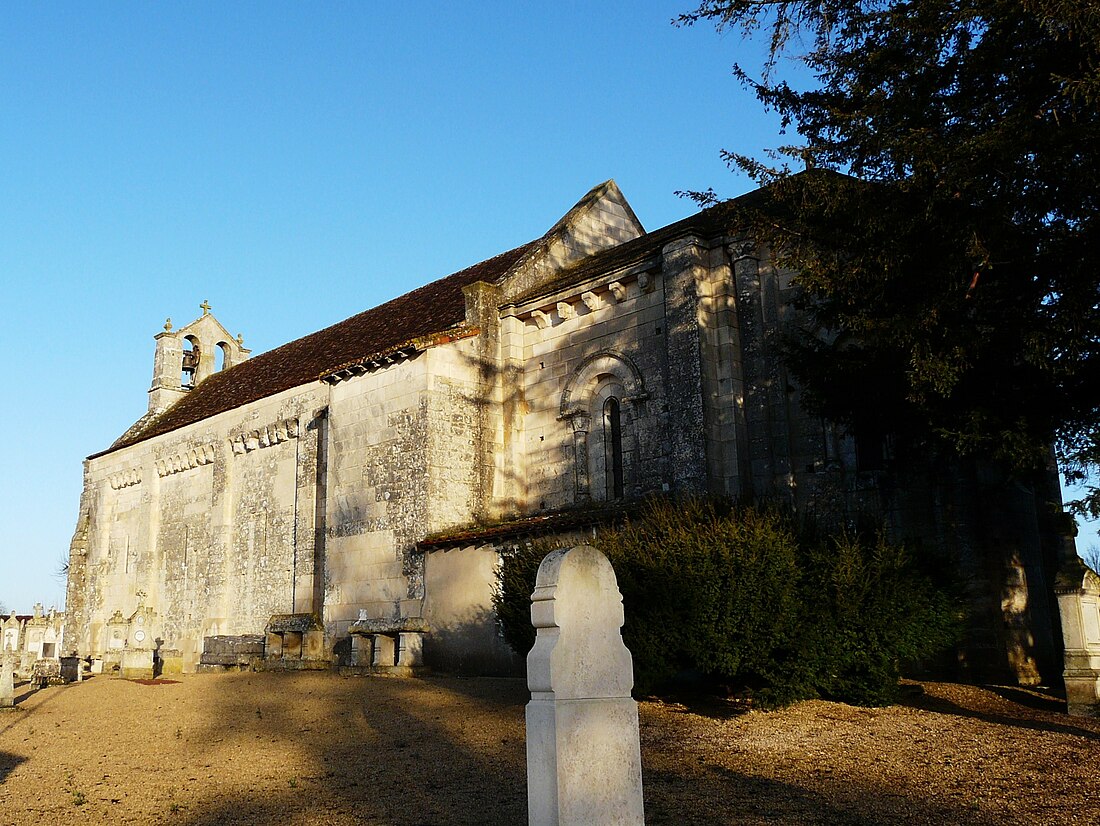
[0,671,1097,825]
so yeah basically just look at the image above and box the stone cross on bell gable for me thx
[200,300,212,316]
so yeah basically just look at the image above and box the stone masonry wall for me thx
[509,258,699,511]
[71,382,327,670]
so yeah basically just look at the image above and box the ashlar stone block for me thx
[397,632,424,667]
[119,648,154,680]
[350,633,373,666]
[372,634,396,667]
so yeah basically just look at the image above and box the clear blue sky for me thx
[1,3,1094,613]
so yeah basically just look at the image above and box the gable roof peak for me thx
[491,180,646,301]
[551,179,645,238]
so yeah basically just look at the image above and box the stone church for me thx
[62,181,1097,705]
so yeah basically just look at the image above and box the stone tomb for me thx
[1,654,14,709]
[199,634,266,671]
[102,610,130,672]
[60,655,84,683]
[1057,558,1100,716]
[347,612,428,672]
[30,658,61,688]
[265,614,326,669]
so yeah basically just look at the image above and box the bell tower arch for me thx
[148,301,251,413]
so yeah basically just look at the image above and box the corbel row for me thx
[527,272,656,330]
[156,443,217,477]
[230,417,300,454]
[108,469,142,490]
[113,417,304,485]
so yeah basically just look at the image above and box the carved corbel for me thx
[581,291,601,312]
[728,240,758,262]
[607,281,627,303]
[531,309,552,329]
[556,301,576,320]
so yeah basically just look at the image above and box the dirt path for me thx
[1,672,1097,825]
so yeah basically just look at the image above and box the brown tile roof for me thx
[418,501,641,549]
[92,177,799,460]
[94,241,537,458]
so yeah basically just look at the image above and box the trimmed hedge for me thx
[492,498,961,707]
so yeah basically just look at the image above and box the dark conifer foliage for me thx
[680,0,1100,513]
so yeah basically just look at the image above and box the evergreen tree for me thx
[681,0,1100,512]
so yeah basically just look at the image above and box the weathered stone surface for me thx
[202,634,266,657]
[62,183,1074,687]
[0,656,14,708]
[265,614,322,635]
[199,635,265,669]
[526,545,643,826]
[372,634,396,668]
[347,617,428,635]
[60,656,83,683]
[31,659,61,687]
[119,648,154,680]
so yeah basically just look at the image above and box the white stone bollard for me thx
[526,545,644,826]
[1,654,14,708]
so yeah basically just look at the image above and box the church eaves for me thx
[92,240,537,459]
[92,178,774,460]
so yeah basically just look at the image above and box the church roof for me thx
[93,179,781,460]
[94,240,537,458]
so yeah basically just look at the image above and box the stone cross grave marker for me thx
[526,544,644,826]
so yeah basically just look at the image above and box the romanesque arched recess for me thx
[559,351,648,503]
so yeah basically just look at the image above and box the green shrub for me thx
[598,498,803,696]
[492,497,961,707]
[798,532,961,705]
[492,538,569,657]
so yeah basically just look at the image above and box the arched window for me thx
[215,341,230,372]
[560,351,647,504]
[603,397,625,500]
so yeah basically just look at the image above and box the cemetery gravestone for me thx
[1,653,14,708]
[526,545,644,826]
